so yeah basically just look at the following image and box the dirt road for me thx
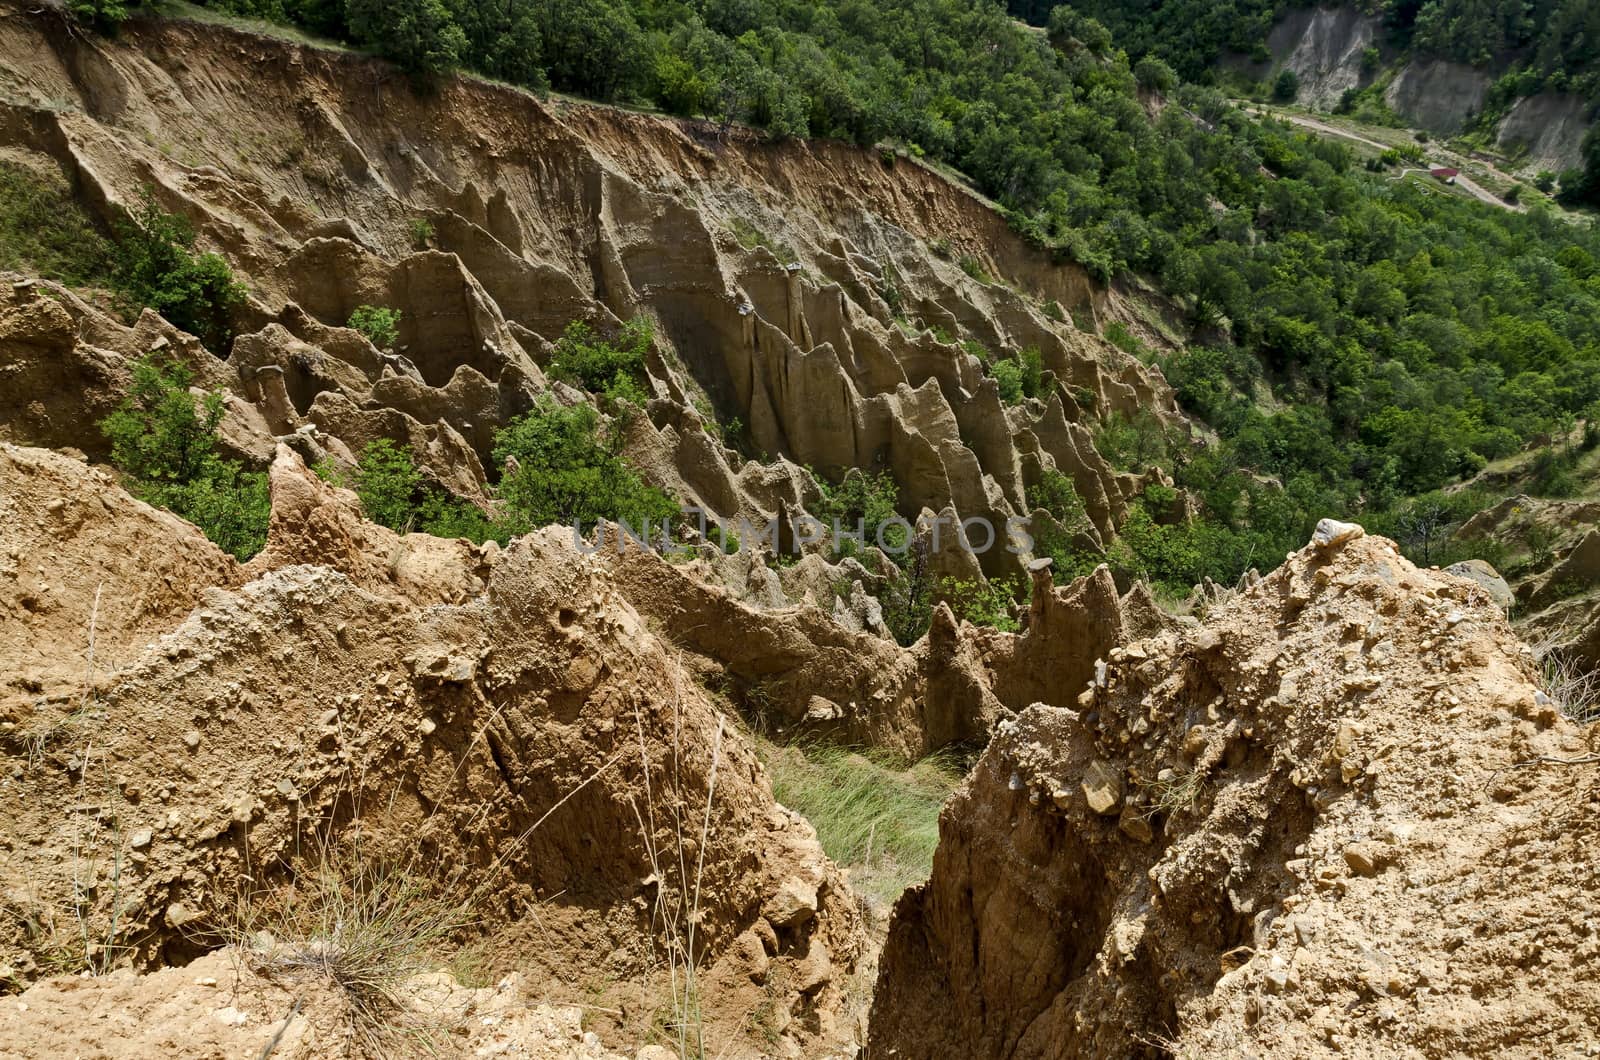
[1242,104,1524,213]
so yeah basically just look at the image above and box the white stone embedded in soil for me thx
[1082,760,1121,816]
[1312,518,1365,551]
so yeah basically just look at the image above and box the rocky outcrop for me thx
[244,443,492,606]
[0,949,657,1059]
[984,561,1134,712]
[0,4,1178,589]
[1266,6,1383,110]
[0,444,863,1056]
[1384,59,1491,135]
[1445,557,1514,611]
[1496,92,1590,174]
[0,442,241,713]
[871,531,1600,1057]
[600,540,926,755]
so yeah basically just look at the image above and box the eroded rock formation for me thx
[0,442,862,1056]
[0,2,1176,589]
[872,531,1600,1058]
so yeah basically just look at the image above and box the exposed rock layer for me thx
[0,442,861,1057]
[872,533,1600,1057]
[0,2,1175,588]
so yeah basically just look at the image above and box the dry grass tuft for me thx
[228,853,466,1053]
[1525,627,1600,723]
[1143,764,1205,818]
[1538,648,1600,723]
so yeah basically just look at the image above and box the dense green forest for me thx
[70,0,1600,595]
[1007,0,1600,205]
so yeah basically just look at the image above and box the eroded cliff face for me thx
[1457,493,1600,682]
[871,529,1600,1058]
[0,2,1175,575]
[0,13,1205,1049]
[0,440,865,1056]
[1249,3,1588,172]
[1265,6,1383,111]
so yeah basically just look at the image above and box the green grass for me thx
[728,217,798,264]
[156,1,358,51]
[0,161,112,287]
[760,741,959,909]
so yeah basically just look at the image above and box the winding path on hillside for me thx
[1241,105,1524,213]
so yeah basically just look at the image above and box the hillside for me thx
[16,0,1600,606]
[1020,0,1600,198]
[2,1,1599,1057]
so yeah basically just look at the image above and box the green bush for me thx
[68,0,130,29]
[1026,469,1100,582]
[155,462,272,562]
[317,396,676,543]
[0,162,112,286]
[814,469,906,554]
[1094,410,1174,473]
[989,347,1045,405]
[350,438,421,530]
[347,305,401,349]
[1272,68,1299,103]
[991,358,1024,403]
[493,395,677,532]
[941,575,1021,632]
[548,317,653,399]
[709,524,741,554]
[1017,347,1044,398]
[957,255,993,284]
[1133,57,1177,93]
[322,439,507,543]
[99,356,269,560]
[111,191,246,354]
[417,492,504,542]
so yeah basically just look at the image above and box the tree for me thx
[1272,68,1300,102]
[1046,7,1112,56]
[111,191,246,354]
[100,356,270,560]
[1557,128,1600,207]
[880,540,934,646]
[345,0,467,78]
[1133,57,1177,93]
